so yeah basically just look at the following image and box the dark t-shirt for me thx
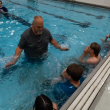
[0,7,8,12]
[18,27,53,57]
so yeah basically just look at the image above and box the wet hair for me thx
[90,42,101,57]
[33,94,53,110]
[66,63,83,81]
[0,1,2,4]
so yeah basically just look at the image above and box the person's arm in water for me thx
[5,46,23,68]
[52,68,67,84]
[0,7,8,13]
[0,9,8,13]
[100,38,110,48]
[78,52,87,64]
[50,38,69,51]
[105,34,110,42]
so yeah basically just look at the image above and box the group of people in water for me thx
[1,1,110,110]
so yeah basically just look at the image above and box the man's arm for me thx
[105,34,110,42]
[51,68,66,84]
[0,7,8,13]
[78,52,87,64]
[50,38,69,51]
[78,46,89,63]
[100,38,110,48]
[5,46,23,68]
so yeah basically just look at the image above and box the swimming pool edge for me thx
[61,0,110,10]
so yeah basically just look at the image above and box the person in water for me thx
[54,63,84,97]
[0,1,8,13]
[79,42,101,65]
[33,94,58,110]
[100,34,110,48]
[5,16,69,68]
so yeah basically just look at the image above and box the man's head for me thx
[32,16,44,35]
[89,42,101,57]
[0,1,2,7]
[65,63,83,81]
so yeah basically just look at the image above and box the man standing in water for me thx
[5,16,69,68]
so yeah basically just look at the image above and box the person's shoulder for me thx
[2,6,8,11]
[43,27,50,33]
[3,6,7,9]
[21,27,31,37]
[87,57,99,65]
[53,102,58,110]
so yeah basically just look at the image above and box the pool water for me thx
[0,0,110,109]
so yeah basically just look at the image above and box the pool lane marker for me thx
[34,0,104,19]
[5,0,91,28]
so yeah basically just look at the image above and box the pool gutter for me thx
[60,51,110,110]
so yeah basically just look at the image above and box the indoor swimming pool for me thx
[0,0,110,109]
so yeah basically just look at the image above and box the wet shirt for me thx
[59,76,85,95]
[18,27,53,57]
[0,7,8,12]
[54,76,85,97]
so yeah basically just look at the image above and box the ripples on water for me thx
[0,0,110,109]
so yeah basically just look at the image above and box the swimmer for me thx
[100,34,110,48]
[79,42,101,65]
[0,1,8,13]
[33,94,58,110]
[54,63,84,96]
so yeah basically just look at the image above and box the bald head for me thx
[33,16,43,25]
[32,16,44,35]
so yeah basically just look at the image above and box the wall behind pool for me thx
[69,0,110,8]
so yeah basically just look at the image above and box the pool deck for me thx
[62,0,110,9]
[60,51,110,110]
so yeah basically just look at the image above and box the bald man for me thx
[5,16,69,68]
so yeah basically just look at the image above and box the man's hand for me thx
[5,46,23,69]
[60,47,69,51]
[84,46,89,54]
[105,34,110,41]
[5,61,15,69]
[106,35,110,39]
[62,68,67,78]
[50,38,69,51]
[0,9,3,12]
[0,9,4,13]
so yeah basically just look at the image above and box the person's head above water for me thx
[89,42,101,57]
[32,16,44,35]
[0,1,2,7]
[66,63,83,81]
[33,94,53,110]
